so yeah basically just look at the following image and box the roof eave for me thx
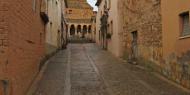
[95,0,102,6]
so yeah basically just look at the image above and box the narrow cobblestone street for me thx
[3,1,190,95]
[34,44,190,95]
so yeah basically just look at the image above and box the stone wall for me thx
[46,0,62,52]
[122,0,162,63]
[65,8,93,20]
[65,0,95,40]
[105,0,123,57]
[0,0,45,94]
[95,0,105,45]
[122,0,190,89]
[121,0,163,76]
[163,51,190,88]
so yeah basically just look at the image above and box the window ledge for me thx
[179,35,190,40]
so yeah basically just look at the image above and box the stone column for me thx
[80,27,82,37]
[75,25,77,36]
[87,26,89,38]
[78,27,81,37]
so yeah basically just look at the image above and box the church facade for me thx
[65,0,96,40]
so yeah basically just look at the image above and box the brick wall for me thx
[0,0,45,95]
[0,0,9,94]
[0,0,9,52]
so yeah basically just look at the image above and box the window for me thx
[180,12,190,36]
[69,10,72,14]
[32,0,36,12]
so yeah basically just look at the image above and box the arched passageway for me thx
[82,25,87,38]
[77,25,81,33]
[88,25,92,33]
[70,25,75,35]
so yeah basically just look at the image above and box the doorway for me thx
[131,31,138,60]
[82,25,87,38]
[70,25,75,36]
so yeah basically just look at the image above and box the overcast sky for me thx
[87,0,98,11]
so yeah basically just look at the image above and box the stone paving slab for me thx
[84,43,190,95]
[34,50,68,95]
[71,73,100,81]
[69,44,109,95]
[33,43,190,95]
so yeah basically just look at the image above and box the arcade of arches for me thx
[68,24,92,38]
[64,0,96,40]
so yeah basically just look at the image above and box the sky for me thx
[87,0,98,11]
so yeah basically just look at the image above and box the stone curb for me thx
[120,58,190,93]
[125,59,190,94]
[153,72,190,93]
[26,59,51,95]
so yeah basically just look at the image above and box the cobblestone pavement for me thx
[34,50,68,95]
[35,43,190,95]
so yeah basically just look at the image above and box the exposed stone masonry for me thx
[121,0,190,89]
[122,0,162,62]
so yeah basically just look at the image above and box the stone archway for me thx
[88,25,92,33]
[77,25,81,33]
[70,24,75,35]
[82,25,87,38]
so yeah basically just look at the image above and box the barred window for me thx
[180,12,190,36]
